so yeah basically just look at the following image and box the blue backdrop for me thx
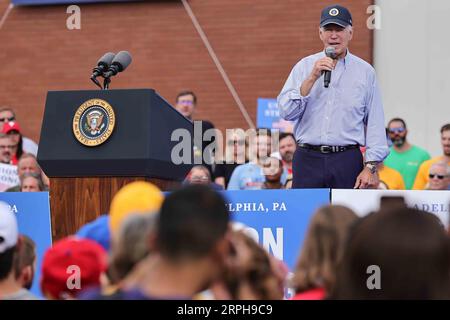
[223,189,330,270]
[256,98,294,132]
[0,192,52,298]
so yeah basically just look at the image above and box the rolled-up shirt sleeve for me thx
[277,60,310,121]
[364,71,390,162]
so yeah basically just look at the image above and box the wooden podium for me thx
[37,89,193,240]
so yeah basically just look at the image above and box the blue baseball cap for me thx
[76,214,111,251]
[320,5,352,28]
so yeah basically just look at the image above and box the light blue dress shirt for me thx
[277,50,389,162]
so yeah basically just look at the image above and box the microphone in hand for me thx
[323,46,336,88]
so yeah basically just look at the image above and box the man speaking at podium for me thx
[277,4,389,189]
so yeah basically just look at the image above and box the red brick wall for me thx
[0,0,372,142]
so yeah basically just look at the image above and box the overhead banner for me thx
[11,0,138,5]
[223,189,330,270]
[0,192,52,298]
[331,189,450,227]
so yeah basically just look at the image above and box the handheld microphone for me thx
[103,51,132,79]
[324,46,336,88]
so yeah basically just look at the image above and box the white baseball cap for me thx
[0,201,18,254]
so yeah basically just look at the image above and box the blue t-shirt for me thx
[227,163,287,190]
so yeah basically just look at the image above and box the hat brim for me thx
[320,18,350,28]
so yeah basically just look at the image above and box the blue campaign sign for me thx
[11,0,135,5]
[256,98,294,132]
[223,189,330,270]
[0,192,52,298]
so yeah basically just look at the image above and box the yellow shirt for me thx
[379,165,406,190]
[412,156,450,190]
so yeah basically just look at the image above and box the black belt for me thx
[298,143,359,154]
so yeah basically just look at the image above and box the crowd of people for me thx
[181,91,449,191]
[0,93,448,302]
[1,181,449,300]
[0,107,48,193]
[0,88,447,301]
[0,91,448,194]
[215,120,449,191]
[0,1,448,304]
[1,97,449,304]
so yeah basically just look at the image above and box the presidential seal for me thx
[329,8,339,16]
[73,99,115,147]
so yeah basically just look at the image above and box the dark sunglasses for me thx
[388,127,405,134]
[0,116,15,122]
[228,140,245,146]
[429,174,446,180]
[177,100,194,106]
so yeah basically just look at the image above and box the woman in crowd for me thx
[185,165,223,190]
[214,129,248,189]
[291,205,359,300]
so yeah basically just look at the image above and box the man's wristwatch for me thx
[365,162,379,174]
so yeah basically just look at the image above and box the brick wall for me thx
[0,0,373,142]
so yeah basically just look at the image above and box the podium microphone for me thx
[103,51,132,79]
[90,52,116,89]
[103,51,132,90]
[324,46,336,88]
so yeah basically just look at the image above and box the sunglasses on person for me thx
[0,116,15,122]
[228,140,245,146]
[429,174,447,180]
[0,144,17,149]
[177,100,194,106]
[388,127,405,134]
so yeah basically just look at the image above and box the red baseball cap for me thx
[2,121,21,134]
[40,237,108,299]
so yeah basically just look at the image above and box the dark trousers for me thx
[292,147,363,189]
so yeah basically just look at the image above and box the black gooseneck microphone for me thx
[90,52,116,89]
[103,51,132,79]
[102,51,132,90]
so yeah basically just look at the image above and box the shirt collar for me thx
[321,48,352,69]
[342,49,352,68]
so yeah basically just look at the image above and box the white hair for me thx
[430,161,450,176]
[320,25,353,32]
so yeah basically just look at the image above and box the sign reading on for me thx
[224,189,330,270]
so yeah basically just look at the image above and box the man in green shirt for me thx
[384,118,430,189]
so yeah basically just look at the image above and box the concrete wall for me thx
[374,0,450,156]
